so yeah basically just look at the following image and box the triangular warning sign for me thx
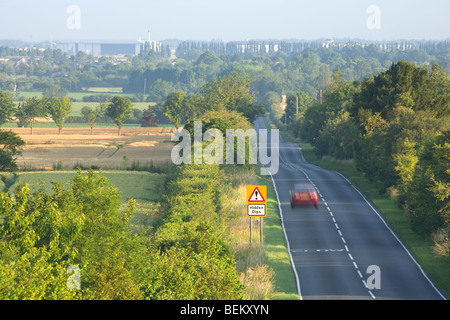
[248,187,265,202]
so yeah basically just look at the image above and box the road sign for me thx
[246,185,267,217]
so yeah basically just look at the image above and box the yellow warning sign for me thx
[246,185,267,217]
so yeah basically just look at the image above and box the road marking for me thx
[278,152,377,299]
[333,171,447,300]
[267,169,302,300]
[294,248,346,253]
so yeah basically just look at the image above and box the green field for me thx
[11,88,135,101]
[5,170,167,234]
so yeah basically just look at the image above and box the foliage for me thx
[43,85,68,99]
[0,146,247,300]
[162,91,185,129]
[81,103,107,134]
[0,170,145,299]
[49,96,73,135]
[15,97,48,133]
[150,164,245,299]
[105,96,134,135]
[141,105,159,127]
[0,130,25,171]
[0,91,15,126]
[297,60,450,250]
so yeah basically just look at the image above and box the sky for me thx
[0,0,449,43]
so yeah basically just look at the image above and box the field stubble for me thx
[10,126,176,170]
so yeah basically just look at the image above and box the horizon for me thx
[0,1,449,44]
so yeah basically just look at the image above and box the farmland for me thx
[9,126,175,170]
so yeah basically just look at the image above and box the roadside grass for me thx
[256,170,300,300]
[6,170,166,235]
[274,119,449,298]
[222,165,299,300]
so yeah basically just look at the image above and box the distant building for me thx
[55,40,142,56]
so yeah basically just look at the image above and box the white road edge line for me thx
[279,153,376,299]
[268,169,303,300]
[334,171,447,300]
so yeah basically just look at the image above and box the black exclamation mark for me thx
[255,190,258,200]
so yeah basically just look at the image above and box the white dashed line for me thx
[278,152,376,299]
[279,153,376,299]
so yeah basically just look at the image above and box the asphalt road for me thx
[254,117,446,300]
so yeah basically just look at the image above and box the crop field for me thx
[6,101,153,119]
[11,88,137,102]
[9,126,176,170]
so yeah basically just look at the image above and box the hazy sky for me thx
[1,0,449,42]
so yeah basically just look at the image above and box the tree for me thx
[162,91,186,129]
[81,103,106,135]
[0,170,145,299]
[49,96,72,135]
[105,96,134,135]
[0,91,16,126]
[15,97,49,134]
[351,61,434,118]
[0,130,25,171]
[141,105,159,127]
[43,85,68,99]
[285,91,315,124]
[200,72,255,115]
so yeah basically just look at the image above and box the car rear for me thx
[290,183,319,208]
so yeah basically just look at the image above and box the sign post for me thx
[246,186,267,245]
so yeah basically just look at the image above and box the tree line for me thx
[0,91,159,136]
[0,73,265,299]
[125,43,450,102]
[278,61,449,254]
[3,42,450,105]
[0,168,244,299]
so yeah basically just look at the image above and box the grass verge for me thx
[221,165,299,300]
[256,170,300,300]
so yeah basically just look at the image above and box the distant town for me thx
[1,36,450,58]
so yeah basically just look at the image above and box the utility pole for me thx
[143,78,147,98]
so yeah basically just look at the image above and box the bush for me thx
[149,164,245,299]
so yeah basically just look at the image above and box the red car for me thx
[290,183,319,209]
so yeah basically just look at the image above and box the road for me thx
[254,117,446,300]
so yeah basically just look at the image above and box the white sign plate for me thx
[247,204,266,217]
